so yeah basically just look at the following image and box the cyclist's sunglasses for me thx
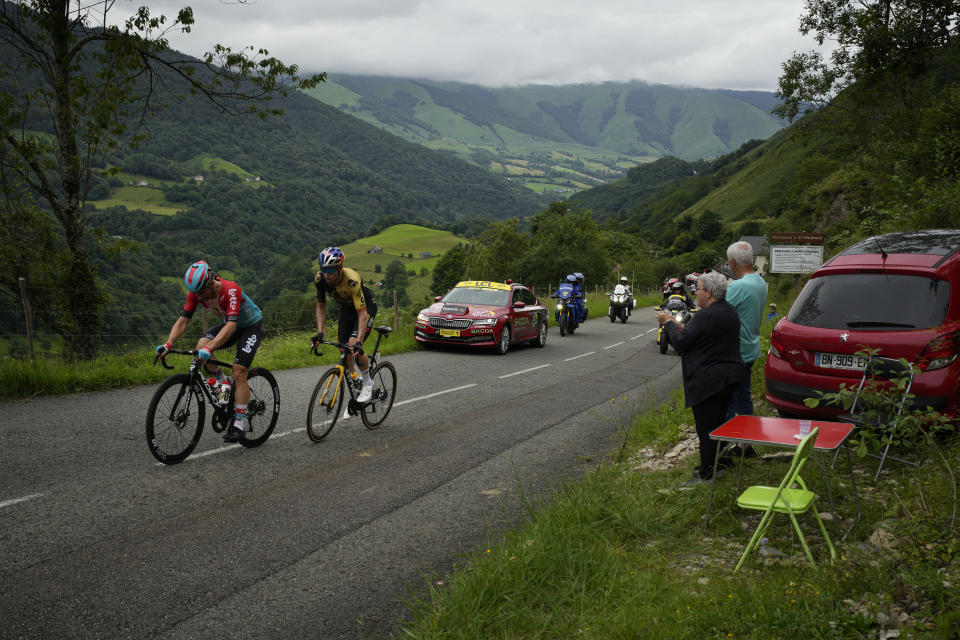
[319,266,339,274]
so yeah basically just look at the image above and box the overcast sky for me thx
[131,0,823,92]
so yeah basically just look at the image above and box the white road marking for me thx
[646,327,658,333]
[0,493,42,510]
[396,383,478,406]
[604,341,625,349]
[563,351,595,361]
[631,334,645,340]
[498,364,552,379]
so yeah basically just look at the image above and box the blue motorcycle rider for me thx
[552,274,588,324]
[572,273,588,321]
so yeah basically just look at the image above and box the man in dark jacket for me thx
[657,271,746,481]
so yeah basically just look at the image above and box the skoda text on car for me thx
[764,229,960,418]
[414,280,548,355]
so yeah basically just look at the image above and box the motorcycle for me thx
[656,294,695,354]
[551,282,586,336]
[608,284,632,323]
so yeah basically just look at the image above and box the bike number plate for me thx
[815,352,868,371]
[439,329,460,337]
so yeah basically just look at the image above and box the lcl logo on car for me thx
[840,333,849,342]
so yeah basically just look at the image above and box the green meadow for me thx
[341,224,465,304]
[88,185,183,216]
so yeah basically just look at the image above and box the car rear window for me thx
[788,274,951,330]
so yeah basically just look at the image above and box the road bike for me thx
[306,326,397,442]
[146,349,280,464]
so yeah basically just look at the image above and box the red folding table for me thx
[706,415,861,539]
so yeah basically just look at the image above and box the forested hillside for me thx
[304,75,787,193]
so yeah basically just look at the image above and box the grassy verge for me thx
[399,388,960,638]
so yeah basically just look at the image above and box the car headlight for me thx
[472,318,498,326]
[416,312,429,323]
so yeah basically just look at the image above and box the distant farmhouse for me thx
[367,246,383,254]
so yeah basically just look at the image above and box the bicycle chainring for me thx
[211,407,230,433]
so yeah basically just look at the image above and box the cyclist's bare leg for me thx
[232,364,250,405]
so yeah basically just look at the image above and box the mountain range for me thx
[304,74,788,192]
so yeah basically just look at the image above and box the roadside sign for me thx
[769,232,824,245]
[770,245,823,273]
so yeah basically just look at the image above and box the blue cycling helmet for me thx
[318,246,345,268]
[566,274,577,283]
[184,261,213,293]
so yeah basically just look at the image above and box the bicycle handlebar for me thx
[152,348,232,370]
[309,340,361,357]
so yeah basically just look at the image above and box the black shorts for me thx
[337,301,378,346]
[202,320,263,369]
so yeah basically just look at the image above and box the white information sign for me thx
[770,245,823,274]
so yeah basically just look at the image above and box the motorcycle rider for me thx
[572,272,588,321]
[672,280,696,309]
[663,277,680,301]
[617,276,634,316]
[553,274,587,324]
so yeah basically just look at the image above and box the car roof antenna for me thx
[868,219,888,260]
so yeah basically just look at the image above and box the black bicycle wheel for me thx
[238,368,280,448]
[146,374,205,464]
[306,367,344,442]
[361,361,397,429]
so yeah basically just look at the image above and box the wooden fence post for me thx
[18,277,35,361]
[393,290,398,331]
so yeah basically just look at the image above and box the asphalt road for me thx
[0,310,683,639]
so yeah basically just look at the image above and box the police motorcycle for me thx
[656,290,695,354]
[608,284,631,323]
[551,274,587,336]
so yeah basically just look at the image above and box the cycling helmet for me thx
[671,281,684,291]
[574,272,584,280]
[619,276,628,283]
[566,274,577,283]
[184,261,213,293]
[318,247,344,268]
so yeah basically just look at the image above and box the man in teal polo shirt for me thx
[724,240,768,425]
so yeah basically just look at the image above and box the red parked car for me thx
[765,229,960,418]
[415,280,548,355]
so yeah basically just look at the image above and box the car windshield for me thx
[442,287,509,306]
[788,273,950,330]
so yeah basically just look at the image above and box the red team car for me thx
[415,280,548,355]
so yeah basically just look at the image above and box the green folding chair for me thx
[734,427,837,572]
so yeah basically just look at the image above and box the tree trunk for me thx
[51,1,104,360]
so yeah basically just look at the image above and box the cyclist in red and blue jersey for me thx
[156,261,264,443]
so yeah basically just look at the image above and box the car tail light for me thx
[917,330,960,371]
[769,328,784,359]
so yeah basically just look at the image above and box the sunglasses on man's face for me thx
[320,267,339,275]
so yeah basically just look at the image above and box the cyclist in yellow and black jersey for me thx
[312,247,379,405]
